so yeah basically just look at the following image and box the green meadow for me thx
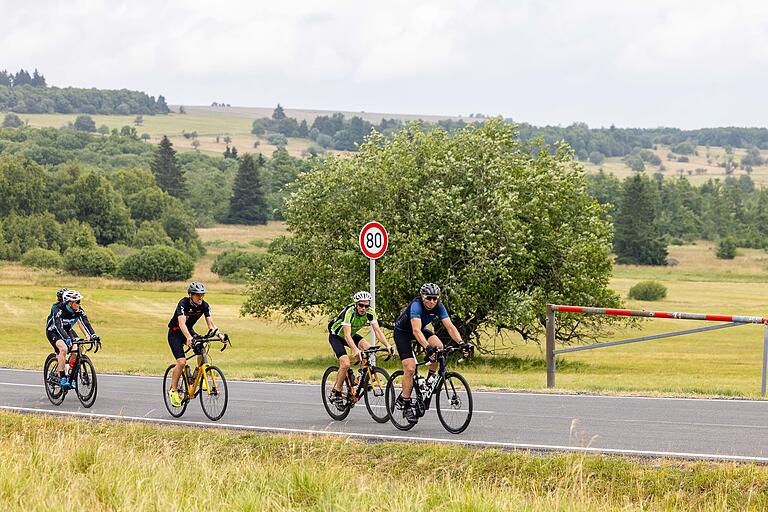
[4,222,768,398]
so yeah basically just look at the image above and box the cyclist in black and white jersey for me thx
[45,289,99,389]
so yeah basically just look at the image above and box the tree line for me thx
[0,68,169,115]
[589,170,768,265]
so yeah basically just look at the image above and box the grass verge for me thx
[2,410,767,511]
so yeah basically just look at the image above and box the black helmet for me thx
[188,282,207,294]
[419,283,441,296]
[56,288,69,303]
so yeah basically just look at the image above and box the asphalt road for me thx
[2,367,768,462]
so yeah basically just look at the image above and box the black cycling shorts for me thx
[168,329,197,360]
[45,328,73,354]
[328,332,363,359]
[393,328,435,361]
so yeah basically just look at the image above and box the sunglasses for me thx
[356,303,371,309]
[423,296,439,302]
[70,300,81,304]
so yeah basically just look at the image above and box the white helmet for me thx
[62,290,82,303]
[353,291,372,302]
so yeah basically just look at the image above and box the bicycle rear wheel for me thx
[163,364,189,418]
[74,355,98,408]
[363,366,390,423]
[321,366,352,421]
[385,370,416,431]
[436,371,473,434]
[199,365,228,421]
[43,353,65,406]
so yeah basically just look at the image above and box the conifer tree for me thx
[151,136,187,199]
[614,174,668,265]
[272,104,286,120]
[227,153,268,224]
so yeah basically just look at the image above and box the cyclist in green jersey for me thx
[328,291,394,405]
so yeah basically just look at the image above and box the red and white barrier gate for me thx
[545,304,768,396]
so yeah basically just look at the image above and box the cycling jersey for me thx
[46,302,95,340]
[329,304,378,337]
[393,297,449,333]
[168,297,210,331]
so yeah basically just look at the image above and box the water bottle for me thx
[416,376,427,394]
[67,354,76,376]
[348,368,356,387]
[185,365,193,385]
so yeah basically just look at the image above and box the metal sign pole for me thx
[762,324,767,398]
[370,258,376,346]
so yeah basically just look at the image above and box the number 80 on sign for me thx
[359,221,388,259]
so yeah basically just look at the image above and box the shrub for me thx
[716,238,737,259]
[63,246,117,276]
[21,247,62,269]
[211,250,268,280]
[266,133,288,147]
[588,151,605,165]
[118,245,193,282]
[628,281,667,301]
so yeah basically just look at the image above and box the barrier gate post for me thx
[546,304,555,388]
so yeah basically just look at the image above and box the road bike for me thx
[163,330,231,421]
[43,336,102,408]
[385,345,473,434]
[321,346,391,423]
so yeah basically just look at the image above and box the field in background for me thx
[11,105,466,160]
[3,223,768,396]
[582,144,768,186]
[2,410,766,511]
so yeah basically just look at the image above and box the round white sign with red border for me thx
[359,221,388,259]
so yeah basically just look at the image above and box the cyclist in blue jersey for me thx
[45,289,99,389]
[392,283,467,423]
[327,291,394,405]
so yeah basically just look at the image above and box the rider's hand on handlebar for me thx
[353,347,362,361]
[186,337,194,348]
[386,345,395,357]
[425,345,438,361]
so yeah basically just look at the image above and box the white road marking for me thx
[1,405,765,463]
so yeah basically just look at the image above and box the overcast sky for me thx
[2,0,767,129]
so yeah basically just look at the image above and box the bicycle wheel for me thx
[321,366,352,421]
[385,370,416,431]
[363,366,390,423]
[163,364,188,418]
[74,355,98,408]
[199,365,228,421]
[43,353,65,406]
[436,371,473,434]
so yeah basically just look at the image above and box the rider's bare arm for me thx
[411,318,429,348]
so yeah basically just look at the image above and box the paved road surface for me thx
[2,367,768,462]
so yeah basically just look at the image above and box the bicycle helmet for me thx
[62,290,82,303]
[187,282,207,294]
[419,283,441,296]
[353,291,372,302]
[56,288,69,302]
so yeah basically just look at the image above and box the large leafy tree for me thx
[151,136,188,200]
[228,153,268,224]
[242,120,622,348]
[613,174,668,265]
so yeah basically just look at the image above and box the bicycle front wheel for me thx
[74,355,98,408]
[436,371,473,434]
[385,370,416,431]
[321,366,351,421]
[199,365,228,421]
[43,353,65,406]
[163,364,188,418]
[363,366,390,423]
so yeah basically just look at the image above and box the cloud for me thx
[2,0,768,127]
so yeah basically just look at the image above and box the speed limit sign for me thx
[359,221,388,260]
